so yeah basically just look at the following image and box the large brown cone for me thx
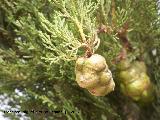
[75,54,115,96]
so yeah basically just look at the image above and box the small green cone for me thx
[117,60,155,103]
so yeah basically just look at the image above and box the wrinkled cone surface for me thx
[75,54,115,96]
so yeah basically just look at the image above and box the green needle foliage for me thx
[0,0,160,120]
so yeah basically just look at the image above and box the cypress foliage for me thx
[0,0,159,120]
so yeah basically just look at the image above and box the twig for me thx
[116,21,132,51]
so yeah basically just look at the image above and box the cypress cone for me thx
[117,59,154,103]
[75,54,115,96]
